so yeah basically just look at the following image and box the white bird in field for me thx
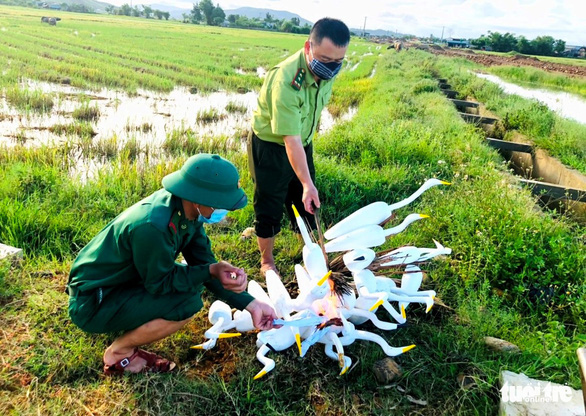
[324,179,450,240]
[324,213,429,253]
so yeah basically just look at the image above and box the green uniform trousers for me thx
[247,130,317,238]
[68,285,202,334]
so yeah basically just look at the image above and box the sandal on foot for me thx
[103,348,176,375]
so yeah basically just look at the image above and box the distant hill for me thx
[224,7,312,27]
[147,3,189,19]
[352,28,406,37]
[57,0,112,13]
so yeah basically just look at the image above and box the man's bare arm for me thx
[283,135,320,214]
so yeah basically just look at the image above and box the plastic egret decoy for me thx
[378,240,452,267]
[191,301,253,350]
[292,204,328,280]
[325,179,451,240]
[324,213,429,253]
[254,309,322,379]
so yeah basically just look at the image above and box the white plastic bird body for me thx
[254,326,297,379]
[343,248,376,273]
[191,301,243,350]
[338,329,416,357]
[353,269,405,323]
[265,269,305,355]
[290,265,330,311]
[323,333,353,375]
[324,179,450,240]
[247,280,276,313]
[356,268,434,314]
[378,240,452,267]
[324,214,428,253]
[303,243,329,280]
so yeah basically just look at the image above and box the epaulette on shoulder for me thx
[291,68,305,91]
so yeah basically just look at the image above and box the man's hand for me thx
[245,299,278,330]
[209,261,247,293]
[302,183,320,214]
[283,135,320,214]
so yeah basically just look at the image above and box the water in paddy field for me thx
[475,72,586,125]
[0,80,259,148]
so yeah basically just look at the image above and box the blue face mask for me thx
[197,207,228,224]
[309,43,343,80]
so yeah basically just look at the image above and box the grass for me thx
[429,53,586,175]
[1,11,585,415]
[72,102,100,122]
[5,86,54,112]
[196,108,225,124]
[225,101,248,114]
[49,122,96,138]
[488,65,586,98]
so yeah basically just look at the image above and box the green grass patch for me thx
[5,86,54,112]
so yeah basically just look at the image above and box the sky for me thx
[121,0,586,46]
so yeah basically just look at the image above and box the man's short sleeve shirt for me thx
[252,49,334,146]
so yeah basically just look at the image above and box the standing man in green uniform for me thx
[248,17,350,276]
[68,154,277,375]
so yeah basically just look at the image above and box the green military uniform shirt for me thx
[68,188,254,311]
[252,49,334,147]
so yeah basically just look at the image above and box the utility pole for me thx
[441,26,445,42]
[362,16,367,38]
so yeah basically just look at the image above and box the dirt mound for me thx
[427,47,586,78]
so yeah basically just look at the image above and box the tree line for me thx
[106,4,170,20]
[471,31,567,57]
[183,0,311,33]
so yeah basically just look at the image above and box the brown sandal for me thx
[103,348,177,375]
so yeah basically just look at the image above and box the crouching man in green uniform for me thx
[67,153,277,375]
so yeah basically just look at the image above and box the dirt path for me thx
[414,44,586,78]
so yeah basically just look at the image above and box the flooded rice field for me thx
[475,72,586,125]
[1,79,357,154]
[0,80,259,147]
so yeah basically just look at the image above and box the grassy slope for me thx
[429,56,586,175]
[1,12,585,416]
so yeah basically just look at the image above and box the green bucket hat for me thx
[162,154,247,210]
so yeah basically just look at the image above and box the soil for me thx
[414,45,586,78]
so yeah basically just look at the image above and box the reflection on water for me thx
[475,72,586,125]
[319,107,357,134]
[0,80,258,147]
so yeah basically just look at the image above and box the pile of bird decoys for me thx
[192,179,452,379]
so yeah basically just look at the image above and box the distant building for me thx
[48,3,61,9]
[446,38,470,48]
[565,45,586,58]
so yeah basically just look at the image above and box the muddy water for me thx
[0,80,258,147]
[475,73,586,125]
[319,107,357,134]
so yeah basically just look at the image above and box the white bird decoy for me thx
[343,248,376,273]
[291,204,328,280]
[324,179,450,240]
[378,240,452,267]
[254,326,297,380]
[337,328,416,357]
[355,267,435,316]
[323,331,352,375]
[324,214,429,253]
[292,265,331,311]
[191,301,242,350]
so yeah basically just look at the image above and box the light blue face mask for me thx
[197,207,228,224]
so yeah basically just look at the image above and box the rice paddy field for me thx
[1,5,585,415]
